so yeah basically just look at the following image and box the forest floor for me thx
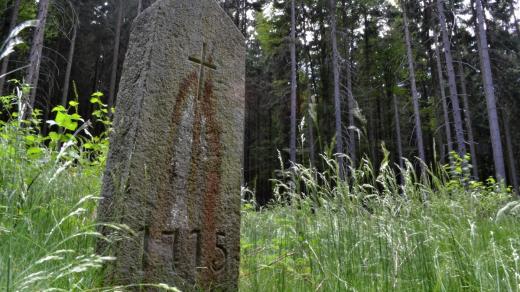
[1,119,520,291]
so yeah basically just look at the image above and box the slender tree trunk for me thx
[393,93,404,170]
[234,0,240,28]
[457,58,479,179]
[92,56,101,93]
[403,5,426,169]
[306,79,316,167]
[362,10,378,164]
[0,0,21,97]
[42,74,54,135]
[434,42,454,165]
[345,42,356,166]
[342,0,357,166]
[330,0,344,178]
[474,0,506,180]
[436,0,467,157]
[317,10,330,157]
[108,0,123,114]
[61,23,77,107]
[22,0,50,119]
[301,3,315,167]
[502,111,519,193]
[289,0,297,163]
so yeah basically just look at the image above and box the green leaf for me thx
[70,113,82,121]
[90,97,100,104]
[91,91,103,98]
[92,110,102,118]
[49,131,60,142]
[55,112,78,131]
[52,105,66,113]
[27,147,43,159]
[24,135,37,144]
[69,100,79,107]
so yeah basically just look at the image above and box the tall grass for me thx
[1,95,519,291]
[240,153,520,291]
[0,118,113,291]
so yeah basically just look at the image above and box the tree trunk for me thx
[138,0,143,14]
[61,23,77,107]
[342,0,357,166]
[108,0,123,114]
[474,0,507,180]
[434,41,454,165]
[393,93,404,170]
[233,0,240,28]
[42,73,54,135]
[457,57,479,179]
[403,5,426,170]
[330,0,344,178]
[301,3,315,167]
[436,0,467,157]
[0,0,21,97]
[289,0,297,163]
[22,0,50,119]
[502,111,519,193]
[363,9,378,164]
[345,42,356,167]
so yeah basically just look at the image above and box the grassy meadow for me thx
[0,103,519,291]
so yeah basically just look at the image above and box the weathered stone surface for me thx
[97,0,245,290]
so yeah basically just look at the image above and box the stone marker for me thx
[96,0,245,290]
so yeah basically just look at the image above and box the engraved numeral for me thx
[212,232,227,273]
[191,229,202,267]
[170,229,227,273]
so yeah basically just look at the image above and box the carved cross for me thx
[189,42,217,98]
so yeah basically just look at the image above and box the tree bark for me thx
[502,111,519,193]
[342,0,357,166]
[345,41,356,167]
[436,0,467,157]
[330,0,344,178]
[301,3,316,167]
[108,0,123,114]
[393,93,404,170]
[434,41,454,165]
[289,0,297,163]
[363,10,377,164]
[61,23,77,107]
[0,0,21,97]
[457,57,479,179]
[22,0,50,119]
[403,5,426,170]
[474,0,507,180]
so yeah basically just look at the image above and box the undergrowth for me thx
[240,152,520,291]
[0,89,113,291]
[0,87,519,291]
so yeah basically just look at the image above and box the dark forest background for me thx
[1,0,519,204]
